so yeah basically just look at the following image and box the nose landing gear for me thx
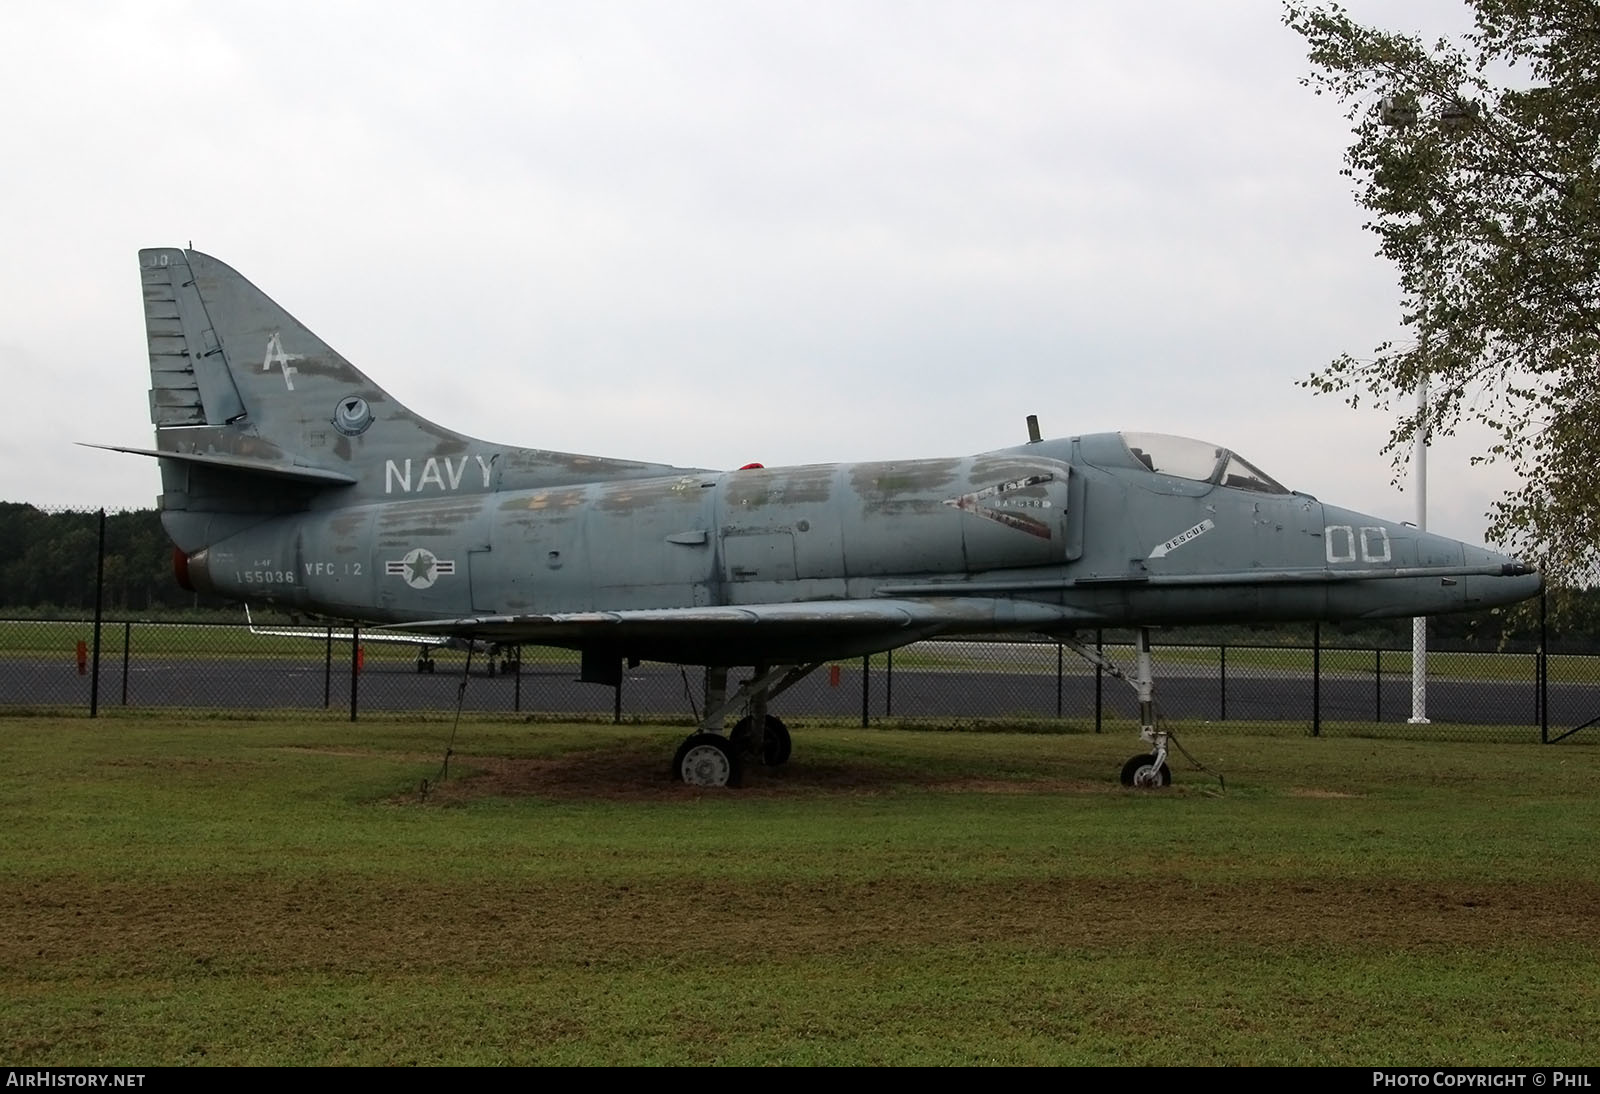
[1061,628,1179,790]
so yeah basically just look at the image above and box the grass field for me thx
[2,711,1598,1066]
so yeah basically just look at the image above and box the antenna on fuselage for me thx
[1025,414,1042,444]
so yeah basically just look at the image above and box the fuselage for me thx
[178,432,1540,645]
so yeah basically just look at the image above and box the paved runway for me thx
[6,648,1590,738]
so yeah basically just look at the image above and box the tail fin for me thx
[139,246,488,490]
[126,248,691,546]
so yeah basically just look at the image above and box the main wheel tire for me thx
[1120,753,1171,788]
[672,733,743,788]
[730,715,792,767]
[763,716,792,766]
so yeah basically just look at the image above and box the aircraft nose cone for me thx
[1461,543,1542,610]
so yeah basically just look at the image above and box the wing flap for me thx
[387,597,1083,652]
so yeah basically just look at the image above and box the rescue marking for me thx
[385,548,456,590]
[1149,518,1215,559]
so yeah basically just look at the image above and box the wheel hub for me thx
[681,744,732,786]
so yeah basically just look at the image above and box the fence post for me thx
[90,509,106,719]
[1094,629,1103,734]
[120,620,131,705]
[323,625,333,708]
[1374,648,1382,723]
[886,648,894,718]
[1539,586,1548,744]
[349,624,360,722]
[1219,644,1227,721]
[861,655,870,728]
[1055,642,1063,718]
[1312,623,1321,737]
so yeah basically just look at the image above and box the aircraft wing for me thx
[386,597,1090,662]
[878,561,1536,596]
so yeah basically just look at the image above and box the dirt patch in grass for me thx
[7,874,1598,979]
[394,744,1115,804]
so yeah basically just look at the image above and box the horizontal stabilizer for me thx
[79,443,357,486]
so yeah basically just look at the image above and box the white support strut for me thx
[1058,629,1169,786]
[1410,376,1430,725]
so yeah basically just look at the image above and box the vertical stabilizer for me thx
[135,248,695,528]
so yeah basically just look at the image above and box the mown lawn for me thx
[1,713,1596,1065]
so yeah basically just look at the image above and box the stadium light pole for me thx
[1377,95,1453,726]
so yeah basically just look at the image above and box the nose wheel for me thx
[1060,628,1206,790]
[1120,752,1171,788]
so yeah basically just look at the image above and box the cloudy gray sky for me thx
[0,0,1511,544]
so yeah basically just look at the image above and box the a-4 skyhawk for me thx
[94,248,1542,788]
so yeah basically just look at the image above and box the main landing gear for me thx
[731,713,792,766]
[416,644,521,677]
[671,663,818,787]
[668,633,1191,791]
[1061,628,1173,789]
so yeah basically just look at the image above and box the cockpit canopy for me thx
[1119,432,1288,495]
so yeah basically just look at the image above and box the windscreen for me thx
[1119,432,1287,494]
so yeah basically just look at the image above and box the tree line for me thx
[0,503,206,614]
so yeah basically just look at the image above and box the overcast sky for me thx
[0,0,1515,545]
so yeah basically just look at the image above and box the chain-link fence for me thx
[3,502,1595,742]
[4,615,1596,743]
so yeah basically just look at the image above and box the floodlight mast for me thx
[1376,91,1443,724]
[1410,378,1429,725]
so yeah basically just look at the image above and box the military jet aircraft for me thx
[95,248,1541,788]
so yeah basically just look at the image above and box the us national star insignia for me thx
[384,547,457,590]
